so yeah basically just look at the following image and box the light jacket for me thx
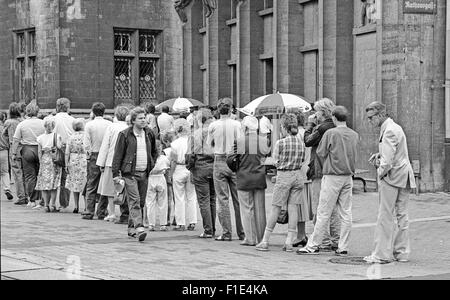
[378,118,416,189]
[96,121,129,168]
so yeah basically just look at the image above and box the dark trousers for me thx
[59,158,71,208]
[85,153,108,217]
[119,196,129,221]
[124,171,148,230]
[193,169,216,235]
[21,145,41,202]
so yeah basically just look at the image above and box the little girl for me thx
[146,140,171,231]
[35,117,62,212]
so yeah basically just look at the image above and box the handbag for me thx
[226,154,240,173]
[113,179,126,205]
[277,208,289,225]
[51,133,65,167]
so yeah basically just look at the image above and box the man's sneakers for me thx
[363,255,391,264]
[5,190,13,201]
[296,247,319,255]
[136,227,147,242]
[14,199,28,205]
[335,249,348,257]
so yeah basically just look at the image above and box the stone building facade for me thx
[0,0,183,111]
[182,0,448,192]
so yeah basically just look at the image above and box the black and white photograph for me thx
[0,0,449,284]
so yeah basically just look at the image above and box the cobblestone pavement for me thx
[1,181,450,280]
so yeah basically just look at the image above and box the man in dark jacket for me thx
[112,107,157,242]
[304,98,340,250]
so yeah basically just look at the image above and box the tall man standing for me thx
[82,102,111,220]
[53,98,75,209]
[364,102,416,264]
[207,97,244,241]
[298,106,359,256]
[112,107,157,242]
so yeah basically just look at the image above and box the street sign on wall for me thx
[403,0,437,14]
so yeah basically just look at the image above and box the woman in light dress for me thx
[35,117,62,212]
[65,118,88,213]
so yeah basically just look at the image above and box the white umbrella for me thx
[156,97,205,113]
[238,92,312,116]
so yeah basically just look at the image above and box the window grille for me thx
[114,31,132,53]
[139,32,156,54]
[31,58,37,99]
[139,58,157,100]
[18,59,25,101]
[114,57,132,100]
[18,33,25,55]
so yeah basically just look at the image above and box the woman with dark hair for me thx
[255,114,306,252]
[2,102,27,204]
[12,103,45,208]
[144,102,159,136]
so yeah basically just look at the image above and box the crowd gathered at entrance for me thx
[0,96,416,264]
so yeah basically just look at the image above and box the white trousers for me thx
[146,174,168,226]
[307,175,353,252]
[173,165,197,226]
[371,179,410,261]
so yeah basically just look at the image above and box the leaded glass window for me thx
[18,33,25,55]
[18,59,25,101]
[114,57,132,100]
[114,31,132,53]
[30,31,36,54]
[139,58,157,100]
[139,32,156,54]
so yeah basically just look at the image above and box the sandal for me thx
[187,224,196,231]
[296,247,319,255]
[44,206,51,213]
[50,206,60,213]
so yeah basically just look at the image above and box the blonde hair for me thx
[44,117,56,134]
[72,118,85,132]
[173,118,190,137]
[314,98,336,119]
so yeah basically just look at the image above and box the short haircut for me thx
[295,111,306,127]
[56,98,71,113]
[332,106,349,122]
[218,97,233,115]
[91,102,106,117]
[114,105,130,122]
[314,98,336,119]
[72,118,85,132]
[143,102,155,114]
[0,111,6,122]
[19,103,27,113]
[44,117,56,133]
[25,103,40,117]
[161,105,170,113]
[129,107,146,124]
[8,102,21,119]
[281,114,299,136]
[365,101,387,115]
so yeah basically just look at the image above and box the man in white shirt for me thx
[157,106,174,134]
[82,102,112,220]
[207,97,244,241]
[53,98,75,209]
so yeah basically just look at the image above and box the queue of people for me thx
[0,97,416,264]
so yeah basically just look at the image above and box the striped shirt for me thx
[134,130,147,172]
[273,135,305,171]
